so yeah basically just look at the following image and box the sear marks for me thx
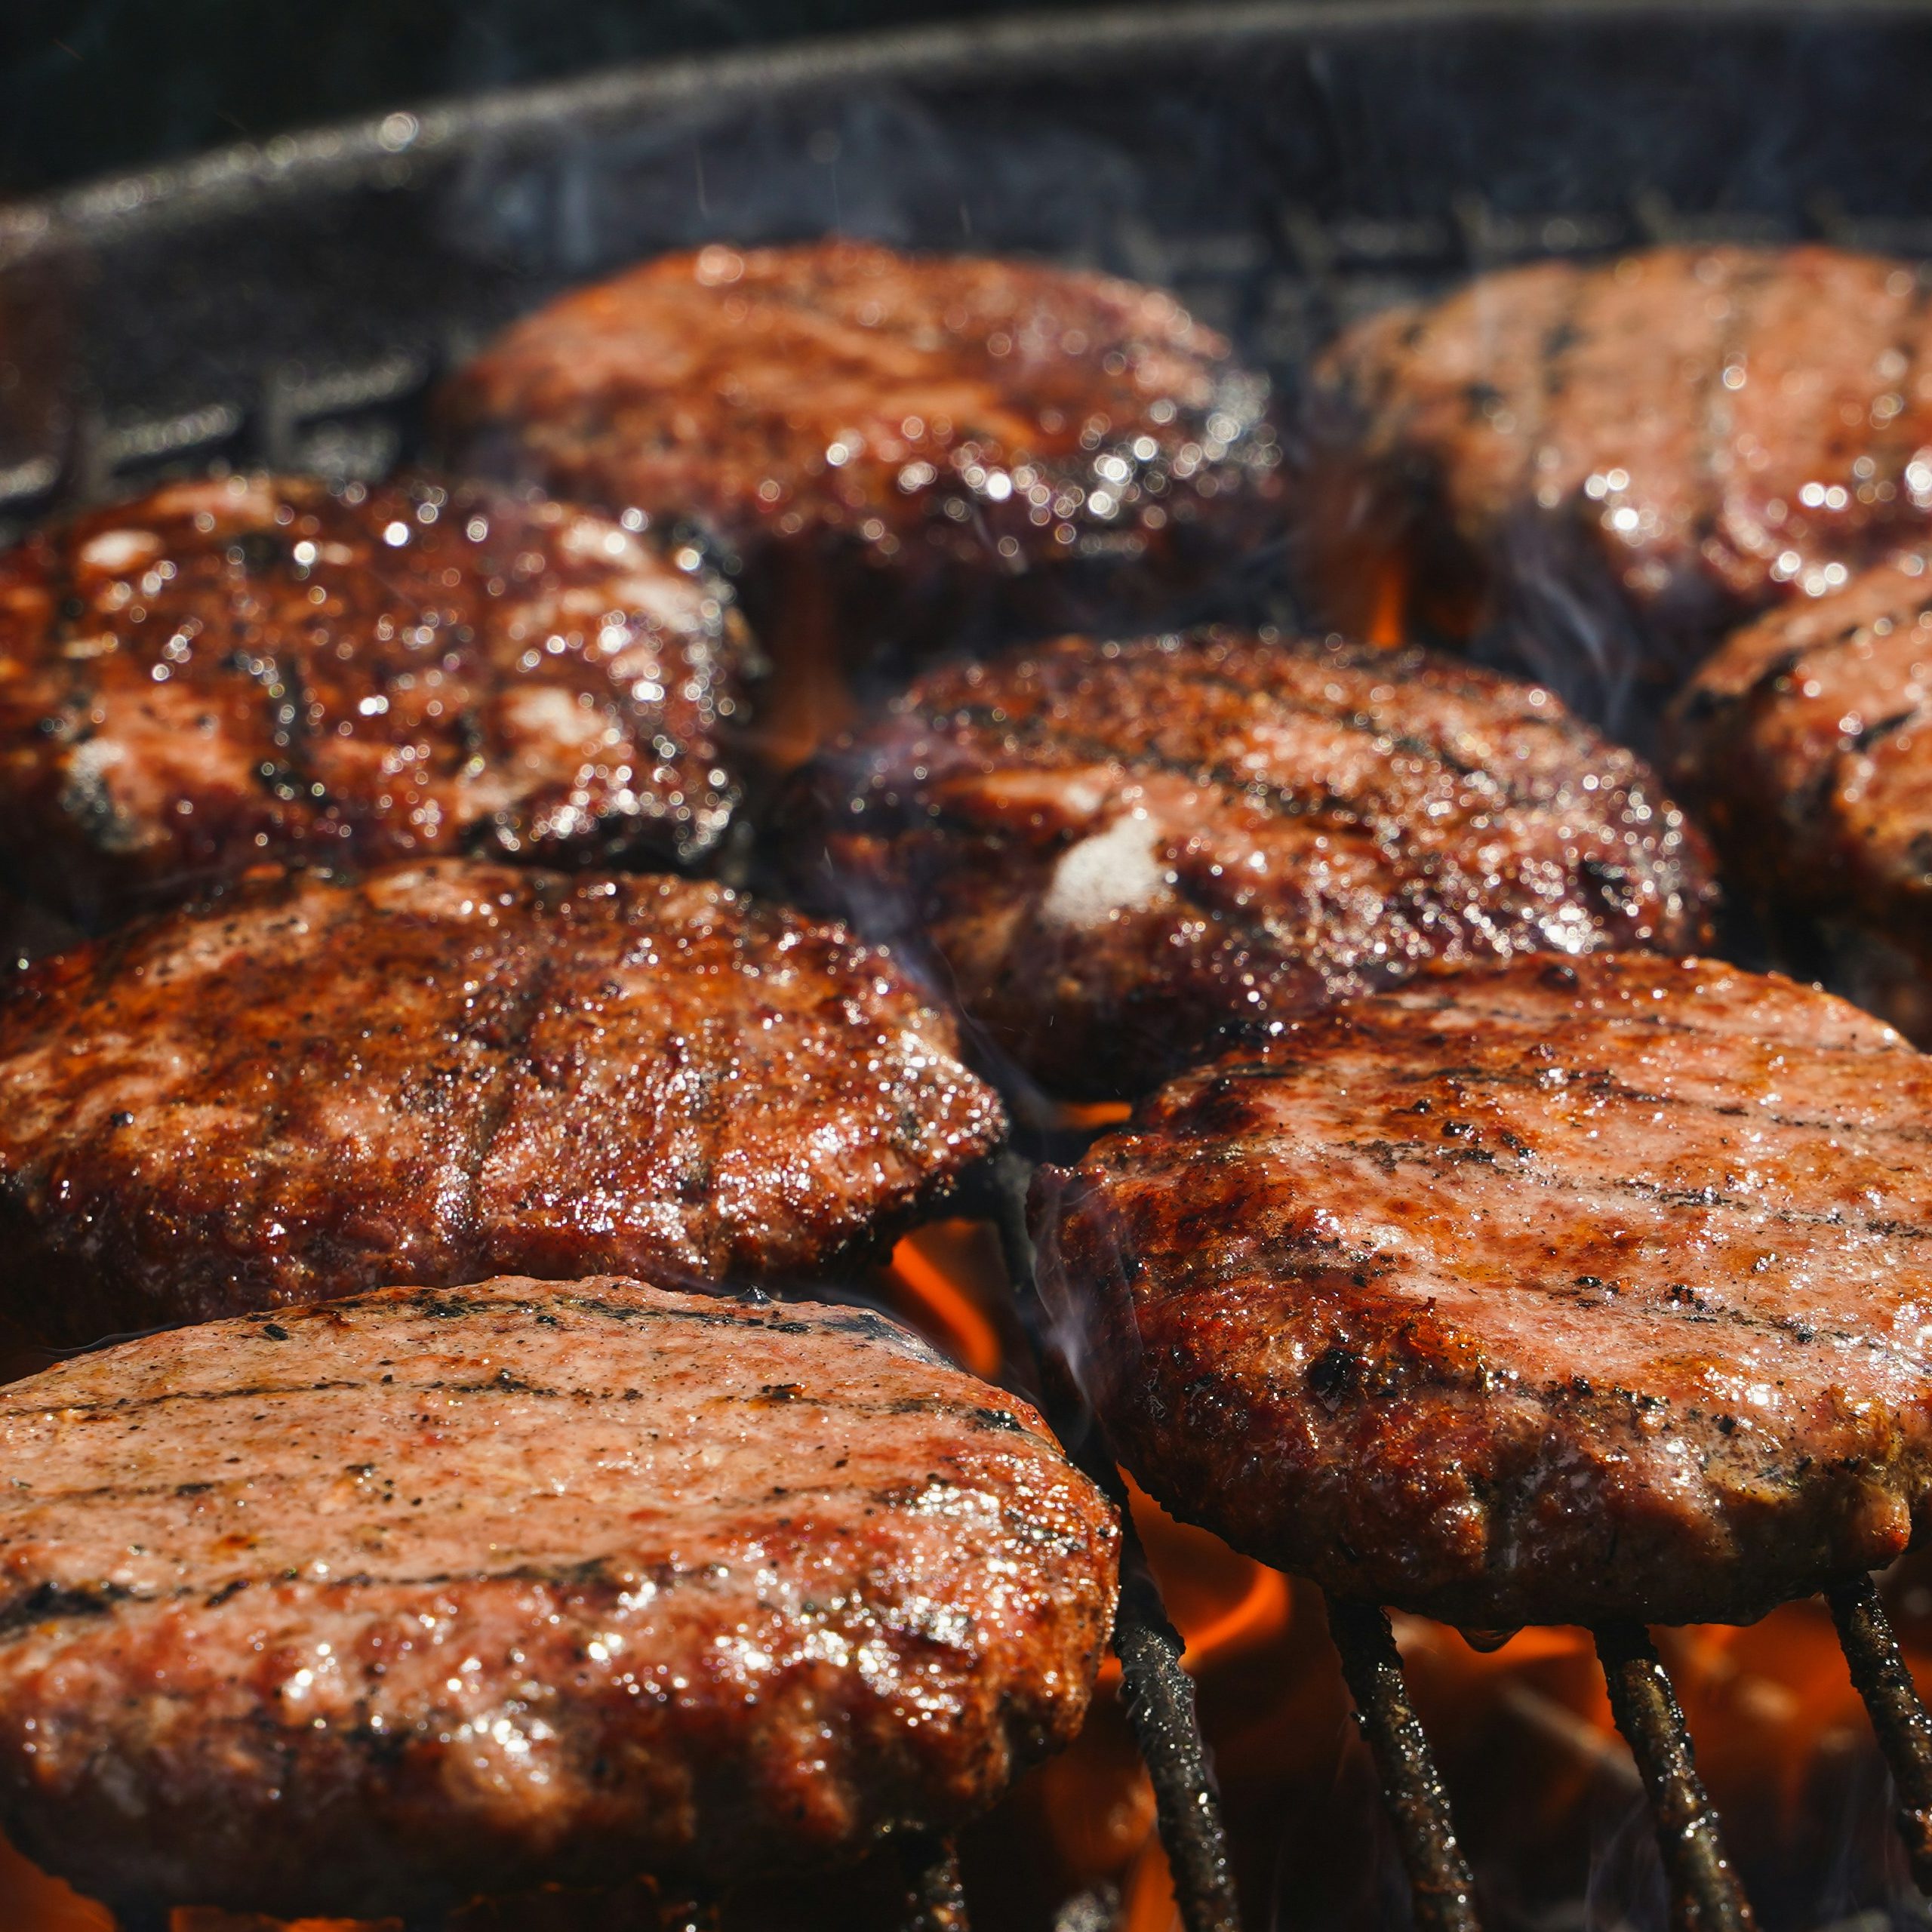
[0,473,750,924]
[435,240,1282,646]
[1033,952,1932,1626]
[780,628,1714,1098]
[1306,245,1932,687]
[0,860,1006,1345]
[1667,558,1932,1032]
[0,1275,1118,1921]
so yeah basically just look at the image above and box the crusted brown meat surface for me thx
[781,629,1714,1098]
[0,474,749,924]
[1668,559,1932,995]
[1034,952,1932,1626]
[435,240,1281,652]
[0,860,1004,1345]
[1306,245,1932,689]
[0,1275,1118,1920]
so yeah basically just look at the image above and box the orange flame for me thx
[884,1223,1005,1378]
[1364,556,1408,648]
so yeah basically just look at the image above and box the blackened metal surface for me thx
[985,1147,1244,1932]
[1327,1600,1481,1932]
[1828,1576,1932,1892]
[1111,1534,1244,1932]
[1595,1623,1757,1932]
[898,1835,972,1932]
[3,3,1932,555]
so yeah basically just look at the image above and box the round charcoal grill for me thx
[8,4,1932,1929]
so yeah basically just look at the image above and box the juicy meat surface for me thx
[780,628,1715,1097]
[0,1275,1118,1919]
[1668,558,1932,964]
[0,474,750,924]
[435,240,1282,640]
[1033,952,1932,1626]
[1306,245,1932,690]
[0,860,1005,1345]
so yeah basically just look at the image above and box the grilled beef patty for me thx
[1034,952,1932,1626]
[781,628,1714,1098]
[0,474,749,924]
[1305,246,1932,706]
[1667,558,1932,1034]
[435,240,1282,675]
[0,860,1004,1345]
[0,1275,1118,1920]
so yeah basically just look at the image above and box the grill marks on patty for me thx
[0,1277,1118,1921]
[782,628,1713,1097]
[1667,560,1932,984]
[0,473,752,924]
[0,860,1006,1344]
[1034,952,1932,1626]
[435,238,1282,584]
[1307,245,1932,674]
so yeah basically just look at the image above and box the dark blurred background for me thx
[0,0,1207,198]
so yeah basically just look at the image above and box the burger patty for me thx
[0,1275,1118,1921]
[1305,245,1932,697]
[1668,558,1932,1001]
[0,473,750,924]
[0,860,1005,1345]
[780,628,1714,1098]
[1033,952,1932,1626]
[435,240,1283,661]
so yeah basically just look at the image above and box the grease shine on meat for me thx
[0,474,750,924]
[1669,557,1932,1038]
[0,1275,1118,1922]
[436,240,1283,666]
[1035,952,1932,1626]
[783,628,1713,1097]
[0,860,1005,1345]
[1304,245,1932,703]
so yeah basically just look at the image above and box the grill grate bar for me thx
[1594,1623,1756,1932]
[898,1835,971,1932]
[1112,1524,1243,1932]
[983,1149,1243,1932]
[1827,1574,1932,1892]
[1326,1598,1481,1932]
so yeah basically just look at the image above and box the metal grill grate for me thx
[989,1149,1932,1932]
[10,181,1929,547]
[8,9,1932,1927]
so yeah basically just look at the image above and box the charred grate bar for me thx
[1594,1623,1755,1932]
[1828,1575,1932,1894]
[898,1834,972,1932]
[1326,1599,1479,1932]
[984,1150,1244,1932]
[1112,1527,1243,1932]
[980,1143,1932,1932]
[1312,1583,1932,1932]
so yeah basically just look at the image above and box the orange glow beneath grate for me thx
[1363,555,1408,648]
[885,1227,1005,1378]
[12,1230,1931,1929]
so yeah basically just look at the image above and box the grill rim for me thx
[4,0,1931,274]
